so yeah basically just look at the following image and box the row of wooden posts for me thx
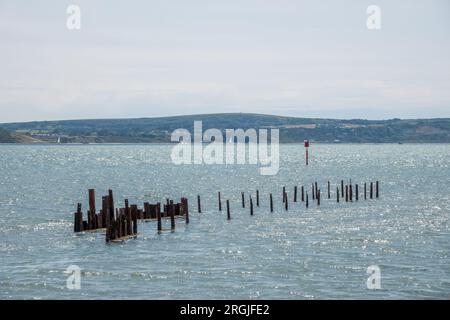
[196,180,379,219]
[74,189,189,242]
[74,180,379,241]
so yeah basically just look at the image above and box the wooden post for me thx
[294,186,297,202]
[315,182,318,199]
[282,186,286,203]
[108,190,114,220]
[226,200,230,220]
[370,182,373,199]
[341,180,344,197]
[108,190,115,240]
[270,193,273,212]
[355,184,359,201]
[327,181,330,199]
[306,192,309,208]
[218,192,222,211]
[345,185,349,202]
[88,189,96,230]
[117,208,122,238]
[182,198,189,224]
[284,192,288,211]
[104,196,110,242]
[125,199,132,236]
[241,192,245,208]
[376,181,379,198]
[317,189,320,206]
[312,183,315,201]
[143,202,150,219]
[165,198,170,217]
[157,204,162,232]
[349,184,353,202]
[301,186,304,202]
[250,196,254,216]
[170,200,175,230]
[131,205,138,235]
[74,203,83,232]
[364,183,367,200]
[336,187,340,203]
[101,196,108,228]
[197,195,202,213]
[256,190,259,207]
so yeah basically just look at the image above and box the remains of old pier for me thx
[74,189,189,242]
[73,179,380,243]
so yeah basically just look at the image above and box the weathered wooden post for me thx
[355,184,359,201]
[241,192,245,208]
[250,196,254,216]
[312,183,315,201]
[157,202,162,232]
[125,199,132,236]
[284,192,288,211]
[88,189,96,230]
[270,193,273,213]
[282,186,286,203]
[256,189,259,207]
[370,182,373,199]
[317,189,320,206]
[301,186,304,202]
[108,190,115,240]
[294,186,297,202]
[143,202,150,219]
[345,185,349,202]
[349,184,353,202]
[170,200,175,230]
[218,192,222,211]
[306,192,309,208]
[336,187,340,203]
[364,182,367,200]
[117,208,122,239]
[182,198,189,224]
[108,190,114,219]
[101,196,108,228]
[376,181,379,198]
[226,200,230,220]
[341,180,344,197]
[131,205,138,235]
[165,198,170,217]
[197,195,202,213]
[328,181,330,199]
[315,182,318,199]
[74,203,83,232]
[104,196,110,242]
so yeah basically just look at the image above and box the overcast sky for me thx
[0,0,449,122]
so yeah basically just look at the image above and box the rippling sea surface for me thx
[0,144,449,299]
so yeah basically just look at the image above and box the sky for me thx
[0,0,449,122]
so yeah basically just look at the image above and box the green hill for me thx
[0,128,15,143]
[1,113,450,143]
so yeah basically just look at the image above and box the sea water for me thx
[0,144,449,299]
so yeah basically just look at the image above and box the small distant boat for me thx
[57,136,61,144]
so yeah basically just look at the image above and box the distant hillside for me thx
[1,113,450,143]
[0,128,15,143]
